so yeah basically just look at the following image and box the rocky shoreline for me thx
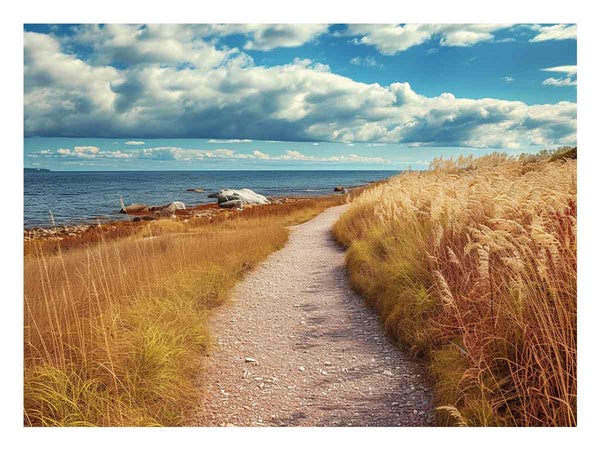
[24,195,319,242]
[23,183,372,243]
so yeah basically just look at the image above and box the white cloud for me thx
[253,150,270,160]
[125,141,145,145]
[344,24,512,55]
[24,30,576,150]
[73,146,99,154]
[60,24,236,69]
[530,24,577,42]
[239,24,329,51]
[542,65,577,76]
[542,77,577,87]
[504,76,514,82]
[195,24,329,51]
[426,48,439,55]
[30,145,392,164]
[350,56,380,67]
[206,139,253,143]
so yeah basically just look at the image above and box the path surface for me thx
[193,204,435,426]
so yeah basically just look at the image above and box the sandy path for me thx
[192,204,435,427]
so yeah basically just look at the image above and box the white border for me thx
[4,1,598,448]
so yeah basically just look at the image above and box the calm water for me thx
[24,170,398,228]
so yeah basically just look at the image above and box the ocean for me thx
[24,170,398,228]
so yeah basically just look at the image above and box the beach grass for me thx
[24,194,347,426]
[333,148,577,426]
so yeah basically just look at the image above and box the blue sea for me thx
[24,170,398,228]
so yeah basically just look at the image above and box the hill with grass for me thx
[333,147,577,426]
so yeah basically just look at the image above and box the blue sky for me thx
[24,24,577,170]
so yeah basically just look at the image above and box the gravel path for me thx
[192,204,435,427]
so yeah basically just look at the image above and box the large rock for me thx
[153,201,185,218]
[120,204,149,214]
[219,199,243,209]
[164,201,186,212]
[216,189,270,208]
[333,186,344,192]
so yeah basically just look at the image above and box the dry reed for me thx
[24,195,345,426]
[333,149,576,426]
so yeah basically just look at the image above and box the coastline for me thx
[24,196,319,240]
[23,181,378,242]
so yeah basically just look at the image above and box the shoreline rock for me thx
[24,193,351,242]
[216,189,270,208]
[120,204,149,213]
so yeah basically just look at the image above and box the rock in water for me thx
[187,188,205,192]
[120,204,149,214]
[216,189,270,208]
[334,186,344,192]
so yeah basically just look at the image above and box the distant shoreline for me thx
[23,191,363,240]
[24,170,395,229]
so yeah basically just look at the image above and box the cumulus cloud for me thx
[29,145,390,164]
[542,77,577,87]
[343,24,512,55]
[74,146,99,154]
[541,65,577,88]
[59,24,237,69]
[253,150,270,159]
[24,30,576,149]
[208,24,330,51]
[529,24,577,42]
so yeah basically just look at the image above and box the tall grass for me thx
[333,150,576,426]
[24,195,345,426]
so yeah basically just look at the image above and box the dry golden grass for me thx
[24,195,345,426]
[333,150,576,426]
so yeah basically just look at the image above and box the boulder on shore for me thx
[216,189,270,208]
[164,201,186,212]
[219,199,243,209]
[120,204,149,214]
[333,186,344,192]
[153,201,186,218]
